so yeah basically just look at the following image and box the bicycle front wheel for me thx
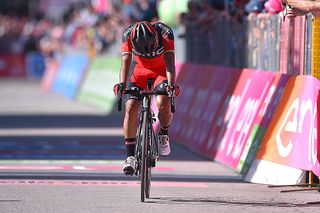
[145,119,156,198]
[140,110,148,202]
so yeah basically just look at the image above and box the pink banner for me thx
[171,63,320,177]
[195,66,241,156]
[212,69,275,168]
[237,73,291,175]
[171,64,205,144]
[256,74,290,128]
[171,65,241,158]
[256,76,320,176]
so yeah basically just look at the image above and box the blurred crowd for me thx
[0,0,159,57]
[0,0,286,57]
[180,0,284,26]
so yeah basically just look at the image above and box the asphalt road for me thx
[0,79,319,213]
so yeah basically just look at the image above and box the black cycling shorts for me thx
[125,80,168,101]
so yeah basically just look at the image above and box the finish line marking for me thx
[0,165,175,172]
[0,180,208,188]
[0,128,123,136]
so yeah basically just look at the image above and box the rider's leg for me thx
[123,99,140,157]
[156,95,172,130]
[156,95,172,156]
[122,98,140,174]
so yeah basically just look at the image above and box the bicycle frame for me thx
[135,89,159,202]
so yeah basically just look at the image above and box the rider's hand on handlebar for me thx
[113,83,126,97]
[167,84,180,97]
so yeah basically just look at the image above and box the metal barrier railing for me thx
[305,14,313,75]
[184,13,315,76]
[246,15,280,72]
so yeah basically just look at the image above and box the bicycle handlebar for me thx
[117,89,175,113]
[124,90,167,96]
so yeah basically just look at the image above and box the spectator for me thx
[282,0,320,18]
[245,0,267,14]
[94,16,113,54]
[180,0,202,25]
[127,0,159,22]
[229,0,247,23]
[264,0,283,14]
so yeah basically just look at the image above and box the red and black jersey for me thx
[121,21,174,69]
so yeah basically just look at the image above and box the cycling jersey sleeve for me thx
[159,22,175,54]
[121,25,133,55]
[163,35,174,54]
[121,40,132,55]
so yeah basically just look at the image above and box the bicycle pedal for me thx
[123,167,135,176]
[124,170,134,176]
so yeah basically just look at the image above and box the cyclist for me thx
[114,21,179,175]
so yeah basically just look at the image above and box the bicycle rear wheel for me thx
[140,110,148,202]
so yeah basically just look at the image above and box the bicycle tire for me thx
[145,121,153,198]
[135,122,142,177]
[140,110,148,202]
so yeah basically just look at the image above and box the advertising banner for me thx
[0,55,26,77]
[171,64,206,145]
[189,66,242,158]
[52,54,89,99]
[246,75,320,184]
[237,73,290,175]
[212,69,275,169]
[77,57,120,113]
[26,52,46,78]
[171,64,242,158]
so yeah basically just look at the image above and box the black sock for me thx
[125,138,136,157]
[159,125,170,135]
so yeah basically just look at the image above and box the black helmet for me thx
[131,21,158,55]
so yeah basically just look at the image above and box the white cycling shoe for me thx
[123,156,136,176]
[158,135,171,156]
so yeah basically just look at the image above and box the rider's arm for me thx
[164,52,175,85]
[161,22,176,86]
[119,27,133,83]
[119,53,132,83]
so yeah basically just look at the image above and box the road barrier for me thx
[238,73,291,176]
[26,52,46,79]
[0,53,45,78]
[246,75,320,184]
[77,56,120,114]
[52,54,89,99]
[171,64,320,185]
[0,55,26,77]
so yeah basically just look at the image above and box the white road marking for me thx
[0,128,123,136]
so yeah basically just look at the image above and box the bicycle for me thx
[116,78,175,202]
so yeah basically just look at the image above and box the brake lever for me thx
[116,83,125,111]
[169,86,175,113]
